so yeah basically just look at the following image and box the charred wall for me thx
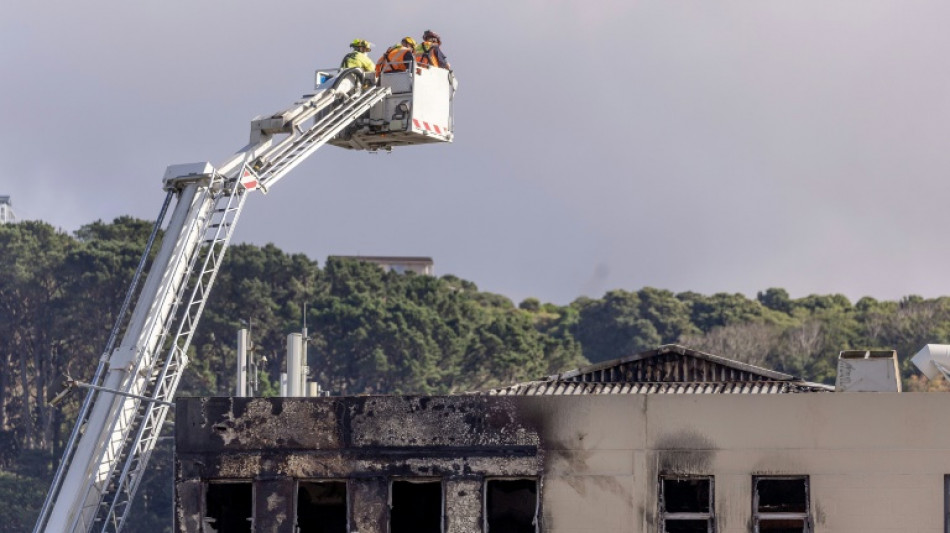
[176,393,950,532]
[175,396,544,533]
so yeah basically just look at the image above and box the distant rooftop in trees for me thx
[0,196,15,224]
[331,255,434,276]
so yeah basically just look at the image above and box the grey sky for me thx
[2,1,949,305]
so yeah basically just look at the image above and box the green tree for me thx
[636,287,697,341]
[677,291,769,332]
[757,288,793,314]
[570,290,661,363]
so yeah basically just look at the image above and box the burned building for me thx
[175,345,950,532]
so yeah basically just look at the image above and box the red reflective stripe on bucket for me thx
[412,119,447,135]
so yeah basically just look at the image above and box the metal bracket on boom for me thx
[49,375,175,408]
[162,162,219,192]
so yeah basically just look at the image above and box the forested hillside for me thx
[1,217,947,531]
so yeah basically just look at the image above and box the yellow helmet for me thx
[350,38,372,50]
[402,36,416,48]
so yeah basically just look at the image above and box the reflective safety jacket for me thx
[415,42,450,69]
[341,51,375,73]
[375,45,414,76]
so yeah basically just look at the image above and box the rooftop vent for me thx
[835,350,901,392]
[911,344,950,381]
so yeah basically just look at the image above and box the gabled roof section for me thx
[476,344,834,396]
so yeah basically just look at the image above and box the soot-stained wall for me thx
[175,396,544,533]
[177,393,950,533]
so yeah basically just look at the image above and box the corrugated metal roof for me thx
[482,380,831,396]
[473,344,834,396]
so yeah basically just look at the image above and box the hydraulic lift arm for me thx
[34,69,390,533]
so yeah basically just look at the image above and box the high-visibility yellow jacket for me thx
[341,51,375,73]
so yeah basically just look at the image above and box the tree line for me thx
[1,217,948,530]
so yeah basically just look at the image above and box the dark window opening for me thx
[753,476,809,533]
[756,478,807,513]
[665,520,712,533]
[758,519,807,532]
[205,482,252,533]
[659,477,713,533]
[486,479,537,533]
[663,478,711,513]
[298,481,347,533]
[390,480,442,533]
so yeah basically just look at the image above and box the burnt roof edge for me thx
[469,344,834,395]
[556,344,797,381]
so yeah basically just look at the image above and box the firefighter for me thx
[375,37,417,76]
[416,29,451,70]
[341,39,375,73]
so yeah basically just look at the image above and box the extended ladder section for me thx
[34,70,392,533]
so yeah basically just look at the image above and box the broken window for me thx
[205,481,253,533]
[659,476,714,533]
[485,478,538,533]
[390,479,442,533]
[297,481,347,533]
[753,476,810,533]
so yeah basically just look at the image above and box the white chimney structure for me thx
[236,329,249,397]
[287,332,305,397]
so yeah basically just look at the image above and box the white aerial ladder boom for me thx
[34,63,455,533]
